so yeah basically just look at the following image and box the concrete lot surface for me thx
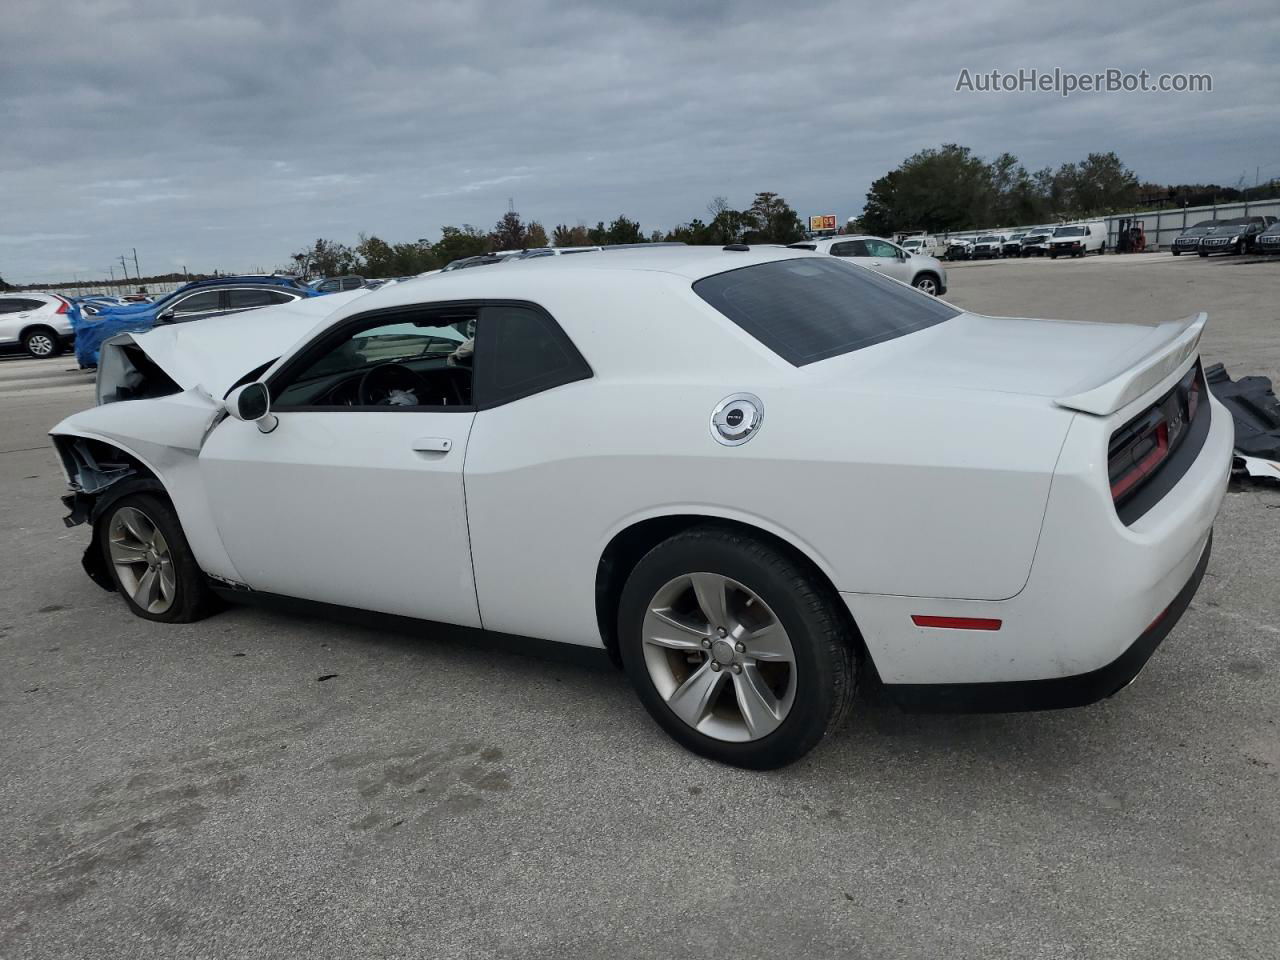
[2,254,1278,959]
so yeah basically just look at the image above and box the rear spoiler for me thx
[1055,312,1207,416]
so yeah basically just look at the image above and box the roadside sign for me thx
[810,214,838,231]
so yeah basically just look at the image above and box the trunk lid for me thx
[810,311,1204,414]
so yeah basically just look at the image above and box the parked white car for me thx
[1049,221,1107,258]
[51,247,1230,768]
[0,292,75,358]
[789,235,947,295]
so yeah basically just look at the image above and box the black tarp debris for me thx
[1205,363,1280,460]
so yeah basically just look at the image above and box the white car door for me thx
[830,238,914,283]
[199,311,482,627]
[860,238,915,282]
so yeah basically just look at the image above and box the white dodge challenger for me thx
[50,247,1231,768]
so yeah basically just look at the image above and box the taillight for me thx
[1109,416,1170,501]
[1107,361,1202,505]
[55,297,69,314]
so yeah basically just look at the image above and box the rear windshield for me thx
[693,258,958,367]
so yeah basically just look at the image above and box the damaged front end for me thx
[55,436,167,591]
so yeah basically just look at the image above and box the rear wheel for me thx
[617,525,857,769]
[99,493,217,622]
[22,327,61,358]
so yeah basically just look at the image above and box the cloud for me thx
[1,0,1277,281]
[421,172,533,200]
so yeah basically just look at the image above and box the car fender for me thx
[50,393,244,583]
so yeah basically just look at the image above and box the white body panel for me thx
[50,248,1230,689]
[200,411,480,627]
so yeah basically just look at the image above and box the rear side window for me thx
[0,297,47,312]
[228,288,295,309]
[473,304,592,408]
[694,258,958,367]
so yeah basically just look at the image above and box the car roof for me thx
[183,274,307,290]
[351,247,824,307]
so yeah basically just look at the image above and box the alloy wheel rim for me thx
[641,572,797,743]
[28,335,54,356]
[107,507,176,614]
[917,278,937,294]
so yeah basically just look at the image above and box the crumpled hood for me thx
[97,288,368,402]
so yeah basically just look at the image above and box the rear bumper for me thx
[884,532,1211,712]
[842,385,1232,704]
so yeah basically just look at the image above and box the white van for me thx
[1048,221,1107,258]
[899,235,945,257]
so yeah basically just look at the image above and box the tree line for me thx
[283,191,808,278]
[857,144,1278,236]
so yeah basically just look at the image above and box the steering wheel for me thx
[358,362,429,406]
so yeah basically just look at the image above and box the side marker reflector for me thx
[911,615,1002,631]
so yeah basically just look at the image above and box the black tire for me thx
[22,326,62,359]
[1198,251,1208,258]
[1172,248,1180,256]
[1235,240,1245,255]
[912,273,941,296]
[617,525,857,769]
[1050,253,1058,259]
[98,492,218,623]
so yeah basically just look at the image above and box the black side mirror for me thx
[225,382,278,433]
[158,309,175,323]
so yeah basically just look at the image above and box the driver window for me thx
[273,312,475,409]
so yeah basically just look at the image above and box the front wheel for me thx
[912,274,940,295]
[1172,248,1181,256]
[99,493,217,622]
[618,525,857,769]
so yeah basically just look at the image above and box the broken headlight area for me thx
[55,437,139,527]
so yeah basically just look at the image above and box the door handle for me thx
[412,437,452,453]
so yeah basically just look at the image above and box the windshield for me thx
[977,236,1000,243]
[693,258,958,367]
[1053,226,1086,237]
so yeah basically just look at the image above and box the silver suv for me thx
[788,235,948,295]
[0,292,75,358]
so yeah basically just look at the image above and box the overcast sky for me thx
[2,0,1277,283]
